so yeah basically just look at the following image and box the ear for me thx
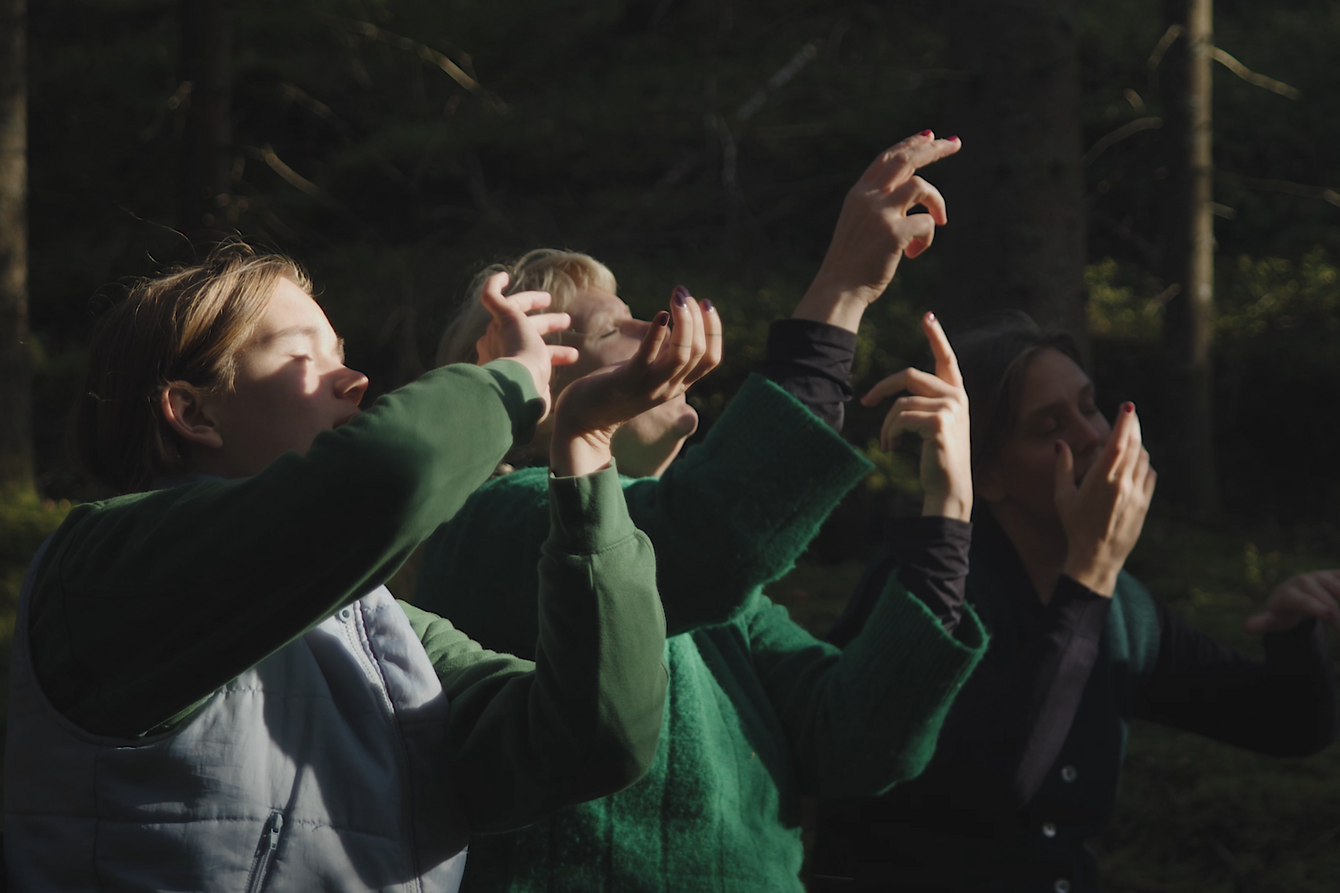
[976,462,1007,504]
[160,384,225,451]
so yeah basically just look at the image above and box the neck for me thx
[986,502,1068,605]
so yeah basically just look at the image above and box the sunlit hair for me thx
[68,242,312,494]
[952,310,1085,468]
[435,249,617,367]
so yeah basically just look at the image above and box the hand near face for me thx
[794,131,961,333]
[1055,403,1157,596]
[550,289,722,477]
[475,271,579,422]
[860,313,972,522]
[1245,570,1340,637]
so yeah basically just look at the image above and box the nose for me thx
[337,366,370,406]
[1070,411,1107,456]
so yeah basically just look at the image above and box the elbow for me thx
[569,668,668,802]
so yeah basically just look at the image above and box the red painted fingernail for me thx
[656,311,670,327]
[1124,402,1134,413]
[948,136,960,142]
[919,130,933,137]
[702,299,715,312]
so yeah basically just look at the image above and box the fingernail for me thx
[919,129,933,137]
[947,136,960,142]
[673,292,687,308]
[672,285,690,301]
[702,299,715,312]
[656,311,670,327]
[926,311,936,322]
[1124,402,1135,413]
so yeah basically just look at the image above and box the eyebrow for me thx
[1021,383,1095,422]
[262,326,346,361]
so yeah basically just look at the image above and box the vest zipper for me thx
[244,811,284,893]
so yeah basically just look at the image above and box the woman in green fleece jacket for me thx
[4,243,706,892]
[414,130,988,892]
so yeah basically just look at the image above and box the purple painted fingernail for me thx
[702,299,715,312]
[673,292,688,308]
[672,285,690,302]
[656,311,670,327]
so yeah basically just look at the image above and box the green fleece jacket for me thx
[415,375,988,891]
[24,359,668,833]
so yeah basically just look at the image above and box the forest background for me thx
[3,0,1340,889]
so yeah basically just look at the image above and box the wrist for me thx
[550,426,616,478]
[793,275,884,333]
[922,492,972,522]
[1062,552,1120,597]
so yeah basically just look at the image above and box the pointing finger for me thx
[922,312,963,388]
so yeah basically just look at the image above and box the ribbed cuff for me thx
[546,461,639,554]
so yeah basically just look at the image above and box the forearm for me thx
[1138,606,1337,755]
[758,319,857,432]
[749,584,986,799]
[627,375,872,635]
[430,465,668,833]
[35,360,540,738]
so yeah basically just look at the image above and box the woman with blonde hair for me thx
[4,241,701,891]
[414,130,990,892]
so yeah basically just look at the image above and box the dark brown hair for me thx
[69,242,311,494]
[953,310,1085,468]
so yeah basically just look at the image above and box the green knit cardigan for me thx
[415,375,988,892]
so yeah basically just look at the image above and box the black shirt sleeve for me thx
[759,318,857,432]
[1136,604,1336,756]
[827,517,972,641]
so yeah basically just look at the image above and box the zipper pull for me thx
[267,813,283,850]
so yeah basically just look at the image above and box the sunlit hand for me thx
[551,291,722,477]
[794,130,961,333]
[1056,403,1156,596]
[475,271,578,422]
[1245,570,1340,637]
[860,312,972,521]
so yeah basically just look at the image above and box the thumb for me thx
[1053,440,1076,508]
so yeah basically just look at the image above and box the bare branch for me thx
[1147,24,1184,73]
[324,16,507,113]
[248,144,322,198]
[1083,116,1163,167]
[1212,47,1301,100]
[1216,169,1340,209]
[735,42,819,124]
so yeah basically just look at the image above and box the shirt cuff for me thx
[884,516,972,630]
[759,319,858,431]
[546,461,639,555]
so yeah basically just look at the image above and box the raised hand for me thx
[794,130,962,332]
[474,271,578,422]
[860,312,972,522]
[1055,403,1157,596]
[551,290,722,477]
[1245,570,1340,637]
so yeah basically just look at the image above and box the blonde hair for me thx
[69,242,312,494]
[435,248,617,367]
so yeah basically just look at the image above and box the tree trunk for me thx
[937,0,1088,349]
[1160,0,1219,515]
[0,0,33,493]
[178,0,234,238]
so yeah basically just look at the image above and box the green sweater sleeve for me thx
[31,360,541,738]
[745,578,988,798]
[621,374,873,635]
[400,463,667,834]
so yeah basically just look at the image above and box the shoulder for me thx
[1105,570,1162,672]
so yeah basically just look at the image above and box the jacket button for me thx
[338,607,353,622]
[1042,821,1057,838]
[1061,765,1078,782]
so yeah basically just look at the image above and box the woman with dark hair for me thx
[813,310,1338,892]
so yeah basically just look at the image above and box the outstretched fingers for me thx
[859,131,962,192]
